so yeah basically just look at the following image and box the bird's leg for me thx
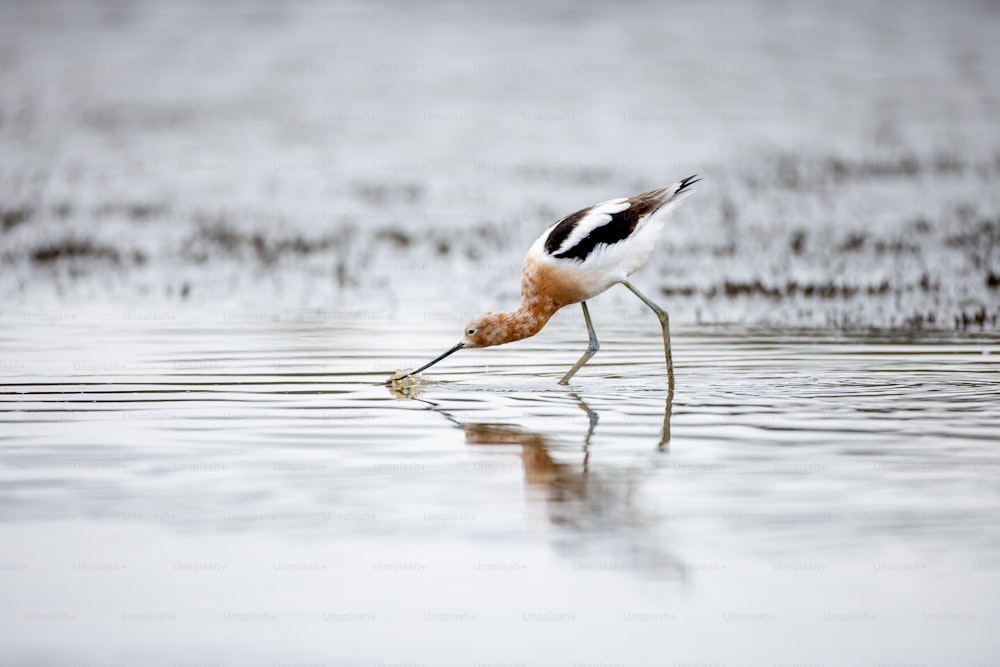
[621,280,675,390]
[659,384,674,451]
[558,302,600,385]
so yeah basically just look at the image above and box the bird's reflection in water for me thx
[420,387,682,579]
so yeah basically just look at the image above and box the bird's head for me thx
[460,312,510,349]
[385,312,526,386]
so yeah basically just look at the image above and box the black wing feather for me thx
[544,207,589,255]
[551,196,661,261]
[552,207,641,261]
[544,176,699,262]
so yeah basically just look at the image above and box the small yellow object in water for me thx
[386,368,433,397]
[386,368,423,389]
[386,368,418,387]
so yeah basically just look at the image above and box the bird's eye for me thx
[467,328,475,335]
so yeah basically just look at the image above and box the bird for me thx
[389,174,700,387]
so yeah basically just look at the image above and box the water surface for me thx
[2,309,998,664]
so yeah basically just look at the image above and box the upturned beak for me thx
[387,342,464,384]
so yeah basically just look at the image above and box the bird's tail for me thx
[641,174,701,219]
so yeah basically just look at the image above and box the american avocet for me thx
[391,175,700,386]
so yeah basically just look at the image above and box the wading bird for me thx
[390,175,700,386]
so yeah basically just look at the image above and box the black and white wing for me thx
[542,175,700,262]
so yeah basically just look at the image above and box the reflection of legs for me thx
[558,302,600,385]
[621,280,675,390]
[570,392,600,471]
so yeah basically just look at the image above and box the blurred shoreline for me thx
[1,0,998,329]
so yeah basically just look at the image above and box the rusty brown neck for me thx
[482,294,561,347]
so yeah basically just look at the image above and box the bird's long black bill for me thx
[387,342,464,384]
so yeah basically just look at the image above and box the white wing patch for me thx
[547,198,630,257]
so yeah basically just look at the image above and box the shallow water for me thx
[3,0,1000,328]
[1,307,998,664]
